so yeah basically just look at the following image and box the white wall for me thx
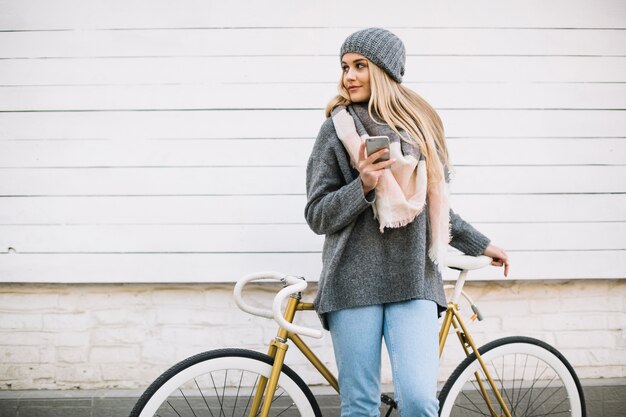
[0,0,624,282]
[1,280,624,390]
[0,0,624,389]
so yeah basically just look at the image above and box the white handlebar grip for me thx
[234,271,286,319]
[272,276,323,339]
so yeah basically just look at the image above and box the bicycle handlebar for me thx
[446,254,492,271]
[233,271,283,319]
[234,255,492,340]
[271,278,323,339]
[233,271,323,339]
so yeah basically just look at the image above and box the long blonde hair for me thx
[325,60,451,183]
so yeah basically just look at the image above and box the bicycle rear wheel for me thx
[129,348,321,417]
[438,336,585,417]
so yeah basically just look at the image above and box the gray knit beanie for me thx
[340,27,406,83]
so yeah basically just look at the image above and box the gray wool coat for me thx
[304,103,491,330]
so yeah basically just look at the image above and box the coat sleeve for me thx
[449,209,491,256]
[304,119,375,235]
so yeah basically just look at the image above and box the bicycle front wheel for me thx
[129,348,321,417]
[438,336,585,417]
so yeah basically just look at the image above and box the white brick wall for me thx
[0,279,624,390]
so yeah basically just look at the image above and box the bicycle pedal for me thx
[380,393,397,408]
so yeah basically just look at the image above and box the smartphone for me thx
[365,136,390,163]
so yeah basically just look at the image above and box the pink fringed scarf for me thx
[331,105,451,273]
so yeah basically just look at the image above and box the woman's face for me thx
[341,52,371,103]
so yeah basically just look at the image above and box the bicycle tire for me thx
[438,336,585,417]
[129,348,322,417]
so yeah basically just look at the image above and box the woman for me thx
[304,28,509,416]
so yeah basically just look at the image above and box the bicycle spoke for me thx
[195,378,216,417]
[454,400,492,417]
[512,353,517,412]
[489,357,514,414]
[272,389,286,405]
[242,374,259,417]
[525,374,560,416]
[510,357,552,415]
[531,406,571,417]
[274,401,297,417]
[210,372,226,417]
[522,356,542,415]
[254,388,287,417]
[222,370,228,417]
[179,388,200,417]
[167,400,185,417]
[534,396,570,417]
[525,369,558,414]
[470,378,492,413]
[231,370,244,417]
[512,353,530,416]
[459,374,494,417]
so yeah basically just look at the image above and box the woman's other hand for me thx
[358,141,395,194]
[483,244,510,277]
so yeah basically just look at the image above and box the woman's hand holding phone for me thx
[357,141,395,194]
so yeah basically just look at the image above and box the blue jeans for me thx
[327,299,439,417]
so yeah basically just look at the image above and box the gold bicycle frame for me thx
[247,296,338,417]
[248,294,513,417]
[438,302,513,417]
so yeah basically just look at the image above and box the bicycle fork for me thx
[248,295,300,417]
[440,304,513,417]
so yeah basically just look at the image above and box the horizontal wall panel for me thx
[451,166,626,194]
[0,224,324,252]
[2,194,624,225]
[447,138,626,166]
[472,222,625,251]
[0,139,315,168]
[3,28,625,58]
[450,194,626,223]
[443,250,626,280]
[441,110,626,138]
[0,167,306,195]
[1,110,624,140]
[1,138,624,168]
[0,222,622,253]
[2,83,626,111]
[1,1,624,30]
[0,195,310,224]
[0,110,325,140]
[1,56,624,85]
[0,166,622,195]
[0,252,324,283]
[0,250,623,283]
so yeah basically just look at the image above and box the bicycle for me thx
[129,254,586,417]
